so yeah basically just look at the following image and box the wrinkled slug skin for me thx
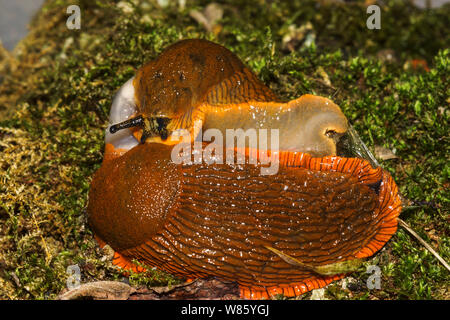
[133,39,277,121]
[87,143,401,298]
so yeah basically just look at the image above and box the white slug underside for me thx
[105,77,140,151]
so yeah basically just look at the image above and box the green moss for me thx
[0,0,448,299]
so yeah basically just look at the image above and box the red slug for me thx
[104,39,348,159]
[88,39,401,299]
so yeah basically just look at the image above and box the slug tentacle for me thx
[109,115,144,134]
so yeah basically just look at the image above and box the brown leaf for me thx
[374,145,398,160]
[189,3,223,34]
[281,22,315,52]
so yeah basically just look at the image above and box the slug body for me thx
[105,39,348,159]
[88,144,401,299]
[89,39,401,299]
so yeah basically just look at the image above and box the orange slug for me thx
[88,39,401,299]
[104,39,348,159]
[88,144,401,299]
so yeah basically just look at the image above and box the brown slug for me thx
[89,39,401,299]
[104,39,348,160]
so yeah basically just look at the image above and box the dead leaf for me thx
[374,145,398,160]
[426,229,440,243]
[376,49,397,64]
[316,66,332,87]
[189,3,223,35]
[281,22,315,52]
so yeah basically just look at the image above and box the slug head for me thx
[105,76,175,152]
[105,80,374,166]
[283,95,379,165]
[280,95,349,157]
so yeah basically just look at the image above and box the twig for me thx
[58,281,132,300]
[398,218,450,272]
[57,278,240,300]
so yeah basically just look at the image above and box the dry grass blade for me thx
[398,218,450,272]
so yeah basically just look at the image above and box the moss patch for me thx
[0,0,448,299]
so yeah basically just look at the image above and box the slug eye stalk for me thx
[109,115,171,143]
[109,115,144,134]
